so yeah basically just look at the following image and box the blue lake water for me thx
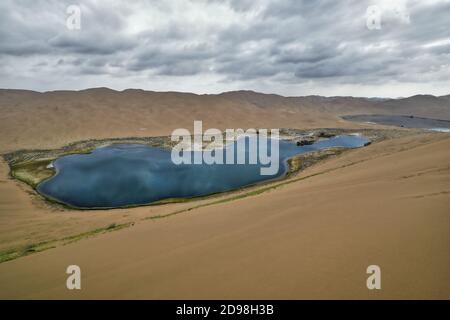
[37,135,369,208]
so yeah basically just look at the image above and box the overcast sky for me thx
[1,0,449,97]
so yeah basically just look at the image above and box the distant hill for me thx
[0,88,449,151]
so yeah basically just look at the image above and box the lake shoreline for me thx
[3,127,424,210]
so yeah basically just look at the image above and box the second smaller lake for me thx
[343,114,450,131]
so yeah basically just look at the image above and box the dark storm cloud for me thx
[49,32,136,55]
[272,44,339,65]
[127,42,216,75]
[0,0,449,95]
[0,0,135,56]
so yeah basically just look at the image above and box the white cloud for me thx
[0,0,449,97]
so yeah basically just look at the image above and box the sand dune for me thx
[0,89,449,299]
[0,132,449,299]
[1,89,449,152]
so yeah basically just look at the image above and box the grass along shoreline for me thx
[0,222,134,264]
[0,129,433,264]
[3,128,407,211]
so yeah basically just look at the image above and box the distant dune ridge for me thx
[1,88,449,152]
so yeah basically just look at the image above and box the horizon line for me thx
[1,87,449,100]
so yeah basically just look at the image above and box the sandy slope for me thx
[1,89,449,152]
[0,89,448,299]
[0,89,383,253]
[0,133,449,299]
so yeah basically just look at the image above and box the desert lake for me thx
[37,135,369,208]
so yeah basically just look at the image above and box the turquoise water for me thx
[37,135,369,208]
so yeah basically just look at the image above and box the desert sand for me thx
[0,89,449,299]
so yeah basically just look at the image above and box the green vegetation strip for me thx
[0,222,134,264]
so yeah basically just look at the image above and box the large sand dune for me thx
[0,89,449,299]
[0,132,449,299]
[1,89,449,152]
